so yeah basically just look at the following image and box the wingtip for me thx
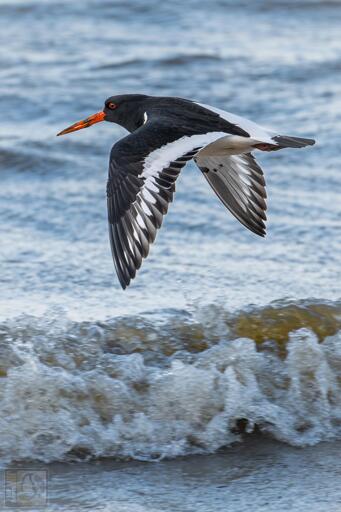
[256,230,266,238]
[117,276,129,290]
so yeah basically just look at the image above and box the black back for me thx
[104,95,250,138]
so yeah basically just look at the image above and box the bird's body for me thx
[57,94,315,289]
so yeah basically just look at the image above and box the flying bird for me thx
[57,94,315,289]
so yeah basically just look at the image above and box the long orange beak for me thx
[57,111,106,136]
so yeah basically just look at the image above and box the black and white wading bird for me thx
[57,94,315,289]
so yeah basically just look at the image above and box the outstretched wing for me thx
[107,122,228,289]
[192,102,314,236]
[195,149,267,237]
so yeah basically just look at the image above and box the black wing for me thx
[107,122,206,289]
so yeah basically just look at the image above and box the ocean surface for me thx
[0,0,340,510]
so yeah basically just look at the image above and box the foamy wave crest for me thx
[0,300,340,462]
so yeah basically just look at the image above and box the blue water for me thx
[1,0,340,320]
[0,0,341,490]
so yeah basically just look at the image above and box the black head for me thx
[57,94,149,136]
[103,94,148,131]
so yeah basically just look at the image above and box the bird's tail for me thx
[272,135,316,148]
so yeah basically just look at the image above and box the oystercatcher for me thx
[57,94,315,289]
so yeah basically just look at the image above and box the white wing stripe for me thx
[197,102,275,145]
[141,132,228,180]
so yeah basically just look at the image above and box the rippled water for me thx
[0,0,341,510]
[1,0,340,320]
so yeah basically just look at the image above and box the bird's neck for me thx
[117,106,146,133]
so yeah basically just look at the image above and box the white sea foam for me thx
[0,310,340,463]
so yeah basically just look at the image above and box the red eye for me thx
[107,102,117,110]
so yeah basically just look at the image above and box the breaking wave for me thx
[0,299,340,463]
